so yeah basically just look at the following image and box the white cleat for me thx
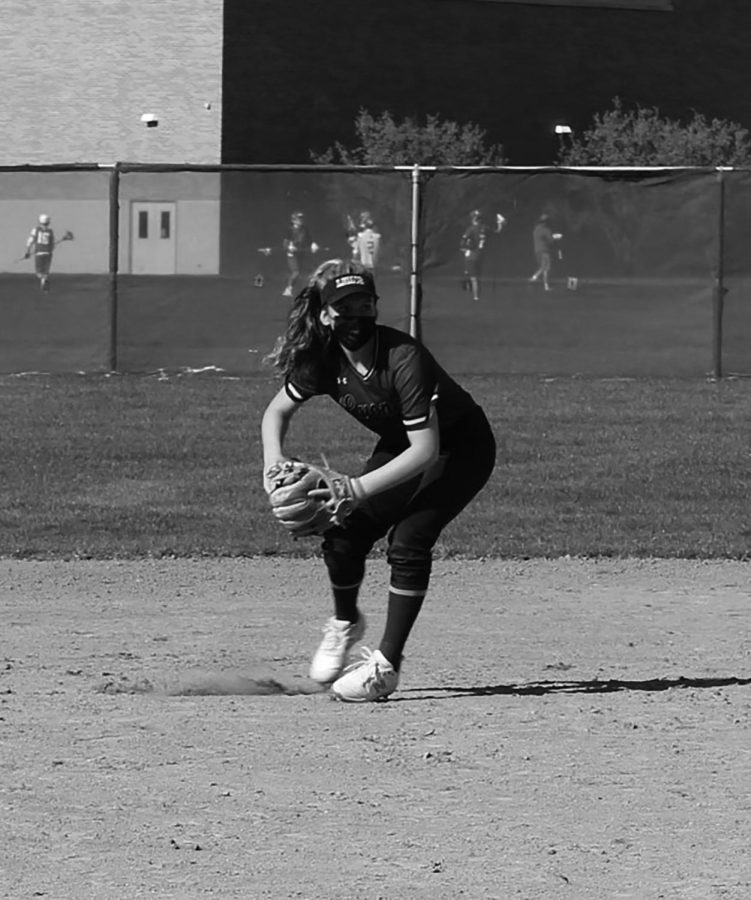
[309,615,366,684]
[331,647,398,702]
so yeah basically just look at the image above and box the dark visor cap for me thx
[321,272,378,306]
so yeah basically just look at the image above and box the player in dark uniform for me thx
[460,210,505,301]
[282,211,319,298]
[529,213,562,292]
[25,213,55,292]
[261,259,496,701]
[459,209,487,301]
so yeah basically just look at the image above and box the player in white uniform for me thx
[347,211,381,272]
[354,225,381,272]
[25,214,55,291]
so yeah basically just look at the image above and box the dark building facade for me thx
[222,0,751,165]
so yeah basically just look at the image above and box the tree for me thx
[557,98,751,167]
[309,110,507,279]
[550,99,751,276]
[312,109,507,166]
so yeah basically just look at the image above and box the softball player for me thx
[261,259,496,701]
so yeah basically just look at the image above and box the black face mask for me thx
[332,317,377,351]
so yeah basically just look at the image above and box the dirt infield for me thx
[3,557,751,899]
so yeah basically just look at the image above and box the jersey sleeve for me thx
[284,359,328,403]
[284,379,311,403]
[391,342,438,431]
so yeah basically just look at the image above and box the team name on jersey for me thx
[338,393,396,421]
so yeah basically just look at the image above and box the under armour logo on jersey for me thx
[337,376,348,386]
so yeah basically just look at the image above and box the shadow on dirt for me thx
[403,675,751,700]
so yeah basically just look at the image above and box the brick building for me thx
[0,0,222,275]
[0,0,222,165]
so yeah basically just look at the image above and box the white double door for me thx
[130,202,176,274]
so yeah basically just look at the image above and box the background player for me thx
[261,259,496,702]
[282,211,319,298]
[529,213,563,292]
[346,210,382,273]
[459,210,505,301]
[25,213,55,292]
[352,211,382,273]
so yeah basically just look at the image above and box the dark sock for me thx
[332,584,360,623]
[378,591,425,671]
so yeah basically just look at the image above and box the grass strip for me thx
[2,372,749,559]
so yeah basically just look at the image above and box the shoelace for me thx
[321,621,350,650]
[341,645,378,675]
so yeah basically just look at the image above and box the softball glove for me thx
[265,458,361,537]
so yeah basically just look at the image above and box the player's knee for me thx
[322,530,368,584]
[387,543,432,594]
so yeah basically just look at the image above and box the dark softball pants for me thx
[321,405,496,595]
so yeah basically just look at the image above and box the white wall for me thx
[0,170,221,274]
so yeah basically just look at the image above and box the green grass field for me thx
[2,371,750,560]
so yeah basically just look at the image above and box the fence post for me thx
[108,162,120,372]
[409,163,421,341]
[712,168,727,379]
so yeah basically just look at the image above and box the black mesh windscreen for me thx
[115,168,412,373]
[419,169,718,377]
[0,165,743,378]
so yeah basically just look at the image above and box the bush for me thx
[312,109,508,166]
[558,98,751,167]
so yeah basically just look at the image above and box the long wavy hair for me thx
[264,258,373,379]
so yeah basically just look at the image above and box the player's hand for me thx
[311,242,320,254]
[266,458,364,537]
[263,457,292,495]
[23,251,30,259]
[553,233,563,240]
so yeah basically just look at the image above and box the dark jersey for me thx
[285,326,479,449]
[533,222,554,254]
[284,224,312,256]
[460,222,486,254]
